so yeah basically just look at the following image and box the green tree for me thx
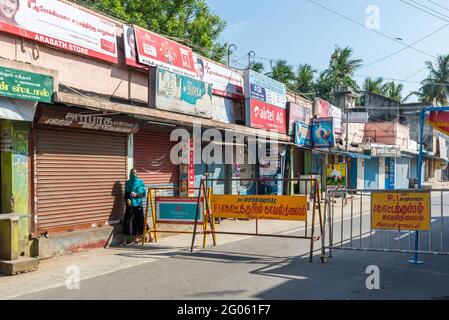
[413,55,449,105]
[266,60,295,88]
[315,70,333,101]
[293,64,316,97]
[78,0,227,61]
[328,46,363,91]
[383,81,403,101]
[363,77,385,95]
[250,62,265,73]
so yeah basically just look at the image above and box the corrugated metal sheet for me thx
[35,128,127,234]
[134,130,179,187]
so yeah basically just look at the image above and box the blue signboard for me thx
[295,120,311,147]
[156,197,203,224]
[312,117,334,148]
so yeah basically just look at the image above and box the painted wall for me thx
[0,120,32,256]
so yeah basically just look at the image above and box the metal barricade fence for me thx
[323,189,449,258]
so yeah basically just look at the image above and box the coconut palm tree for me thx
[383,81,404,101]
[292,64,316,97]
[363,77,386,95]
[315,70,333,102]
[328,46,363,91]
[250,62,265,73]
[412,55,449,105]
[266,59,295,87]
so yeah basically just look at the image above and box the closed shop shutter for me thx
[134,130,179,188]
[35,128,127,234]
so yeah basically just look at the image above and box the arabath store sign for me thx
[0,0,118,63]
[244,70,287,133]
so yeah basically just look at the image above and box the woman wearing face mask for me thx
[122,169,153,244]
[0,0,20,26]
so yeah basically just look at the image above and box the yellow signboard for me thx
[326,164,347,190]
[371,191,431,231]
[210,195,308,221]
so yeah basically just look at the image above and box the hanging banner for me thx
[156,197,203,224]
[428,111,449,136]
[149,68,213,118]
[0,66,54,103]
[194,54,244,99]
[0,0,118,63]
[210,195,307,221]
[312,117,334,148]
[371,191,431,231]
[180,138,195,197]
[134,25,196,77]
[326,164,347,190]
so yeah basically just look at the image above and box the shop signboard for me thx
[134,26,196,77]
[123,25,146,69]
[210,195,307,221]
[180,138,195,197]
[0,66,54,103]
[156,197,203,224]
[150,68,213,119]
[0,0,118,63]
[371,191,431,231]
[344,112,369,123]
[287,101,311,136]
[295,121,311,147]
[244,69,287,108]
[311,117,334,148]
[325,164,347,190]
[194,54,244,99]
[37,107,140,133]
[246,99,286,133]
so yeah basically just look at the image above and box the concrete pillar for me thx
[0,119,31,257]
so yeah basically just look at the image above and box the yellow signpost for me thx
[210,195,308,221]
[371,191,431,231]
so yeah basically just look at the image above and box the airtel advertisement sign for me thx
[247,99,286,133]
[244,70,287,133]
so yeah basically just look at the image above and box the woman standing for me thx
[122,169,152,244]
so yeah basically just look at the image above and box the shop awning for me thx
[0,97,37,122]
[328,149,372,160]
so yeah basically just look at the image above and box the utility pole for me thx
[345,101,350,151]
[247,51,255,69]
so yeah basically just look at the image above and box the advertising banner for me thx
[134,25,196,77]
[326,164,347,190]
[123,25,146,69]
[156,197,203,224]
[312,117,334,148]
[371,191,431,231]
[246,99,286,133]
[194,54,244,99]
[295,121,311,147]
[428,111,449,136]
[180,138,195,197]
[314,98,330,117]
[330,105,343,134]
[244,70,287,109]
[0,66,54,103]
[150,68,213,118]
[0,0,118,63]
[287,101,312,136]
[210,195,307,221]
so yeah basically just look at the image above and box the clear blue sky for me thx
[206,0,449,102]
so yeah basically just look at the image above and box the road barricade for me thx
[191,178,325,263]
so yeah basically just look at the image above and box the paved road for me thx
[14,191,449,300]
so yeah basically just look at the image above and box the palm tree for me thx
[363,77,385,95]
[315,70,333,102]
[383,81,403,101]
[293,64,316,97]
[414,55,449,105]
[266,59,295,87]
[250,62,265,73]
[328,46,363,91]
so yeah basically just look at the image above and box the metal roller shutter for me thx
[134,130,179,189]
[35,128,127,234]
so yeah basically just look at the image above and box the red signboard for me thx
[0,0,118,64]
[134,25,196,77]
[428,111,449,136]
[247,99,286,133]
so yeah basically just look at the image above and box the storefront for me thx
[33,104,139,235]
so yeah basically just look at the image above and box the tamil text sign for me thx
[371,191,431,231]
[210,195,307,221]
[0,0,118,63]
[0,66,54,103]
